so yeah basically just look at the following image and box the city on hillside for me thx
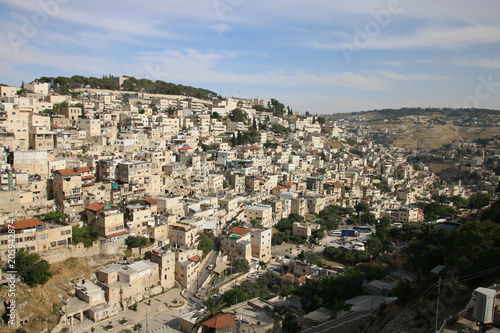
[0,78,500,333]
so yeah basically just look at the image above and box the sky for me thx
[1,0,500,114]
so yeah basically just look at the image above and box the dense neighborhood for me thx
[0,77,499,333]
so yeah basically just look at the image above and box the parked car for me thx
[207,264,214,270]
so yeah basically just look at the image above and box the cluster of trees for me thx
[271,124,291,135]
[198,233,214,258]
[228,108,247,122]
[72,225,100,247]
[34,75,218,99]
[272,214,307,245]
[296,268,364,313]
[5,250,52,287]
[125,236,149,248]
[230,130,259,146]
[222,271,294,306]
[322,247,369,265]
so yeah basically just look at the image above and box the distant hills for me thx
[325,107,500,120]
[33,75,219,100]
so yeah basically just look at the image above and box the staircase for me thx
[463,300,475,322]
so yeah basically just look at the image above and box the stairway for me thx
[463,300,475,322]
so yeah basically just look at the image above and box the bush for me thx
[7,249,52,287]
[125,236,149,248]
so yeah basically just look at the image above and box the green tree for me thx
[194,296,227,328]
[198,233,214,258]
[230,258,250,273]
[366,237,384,256]
[229,108,247,122]
[8,250,52,287]
[222,288,246,305]
[125,236,149,248]
[468,193,491,209]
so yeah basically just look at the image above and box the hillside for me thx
[33,75,219,100]
[325,108,500,149]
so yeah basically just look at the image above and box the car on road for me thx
[308,246,315,250]
[207,264,214,270]
[297,244,303,248]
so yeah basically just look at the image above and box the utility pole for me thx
[435,276,441,333]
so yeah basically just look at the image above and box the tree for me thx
[8,250,52,287]
[193,296,227,328]
[222,288,246,305]
[198,233,214,258]
[229,108,247,122]
[125,236,149,248]
[230,258,250,273]
[468,193,491,209]
[366,237,384,256]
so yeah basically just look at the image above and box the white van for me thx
[331,230,342,237]
[393,223,403,228]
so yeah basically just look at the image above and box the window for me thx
[50,242,56,247]
[58,240,67,246]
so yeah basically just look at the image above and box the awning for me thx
[213,262,229,274]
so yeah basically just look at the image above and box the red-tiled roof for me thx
[85,202,107,212]
[105,230,129,238]
[285,182,295,187]
[229,226,251,236]
[9,218,44,230]
[144,198,157,205]
[188,255,201,262]
[82,175,94,180]
[79,167,92,173]
[279,273,307,285]
[55,168,80,176]
[202,313,236,329]
[245,146,262,150]
[273,185,287,190]
[179,146,194,151]
[252,174,262,179]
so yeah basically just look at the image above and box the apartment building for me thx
[125,204,154,237]
[244,204,273,227]
[150,248,176,289]
[53,168,84,218]
[220,227,252,262]
[168,222,198,248]
[250,227,272,262]
[175,253,201,289]
[85,202,127,239]
[95,260,159,308]
[0,218,72,261]
[29,114,55,151]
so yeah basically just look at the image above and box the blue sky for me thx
[1,0,500,113]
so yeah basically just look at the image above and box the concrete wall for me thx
[40,239,127,264]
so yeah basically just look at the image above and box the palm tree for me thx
[193,296,227,331]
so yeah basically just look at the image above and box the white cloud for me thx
[305,24,500,51]
[210,23,231,33]
[456,57,500,69]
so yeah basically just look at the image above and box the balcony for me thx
[64,192,82,199]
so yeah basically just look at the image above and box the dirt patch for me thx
[0,255,122,333]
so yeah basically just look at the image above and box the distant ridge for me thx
[32,75,219,100]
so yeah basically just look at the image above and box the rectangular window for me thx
[50,242,56,247]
